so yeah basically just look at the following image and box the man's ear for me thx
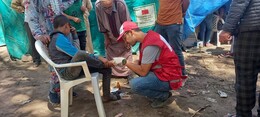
[129,30,134,36]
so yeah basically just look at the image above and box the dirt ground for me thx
[1,45,260,117]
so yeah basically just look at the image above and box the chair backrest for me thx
[35,40,92,81]
[35,40,56,67]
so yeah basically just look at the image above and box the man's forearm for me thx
[125,61,152,77]
[62,12,75,21]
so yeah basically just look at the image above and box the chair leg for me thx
[60,87,69,117]
[69,88,73,106]
[217,31,221,47]
[91,74,106,117]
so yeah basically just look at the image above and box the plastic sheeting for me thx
[0,0,29,59]
[89,0,159,56]
[183,0,229,40]
[0,14,5,46]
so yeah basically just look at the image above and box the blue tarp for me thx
[183,0,230,40]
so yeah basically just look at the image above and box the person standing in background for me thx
[11,0,41,67]
[198,13,214,47]
[82,0,94,53]
[95,0,133,78]
[63,0,88,50]
[154,0,188,85]
[219,0,260,116]
[25,0,77,105]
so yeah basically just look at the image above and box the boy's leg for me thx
[89,67,112,98]
[60,51,104,80]
[129,72,171,101]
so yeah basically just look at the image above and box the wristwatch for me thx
[122,59,127,65]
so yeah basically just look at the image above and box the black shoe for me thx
[73,92,78,97]
[48,92,60,105]
[33,61,41,67]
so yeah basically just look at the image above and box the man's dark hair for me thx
[53,15,70,29]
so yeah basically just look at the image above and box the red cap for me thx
[117,21,138,41]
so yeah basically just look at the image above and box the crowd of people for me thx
[9,0,260,116]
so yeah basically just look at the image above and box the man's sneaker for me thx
[48,92,60,106]
[151,92,173,108]
[147,97,156,102]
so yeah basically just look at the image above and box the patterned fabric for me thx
[25,0,76,39]
[49,72,60,94]
[233,31,260,117]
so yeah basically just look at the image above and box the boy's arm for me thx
[56,34,113,67]
[56,34,79,57]
[11,0,25,13]
[61,12,81,23]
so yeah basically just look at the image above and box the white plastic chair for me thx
[35,40,106,117]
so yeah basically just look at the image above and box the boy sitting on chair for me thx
[48,15,120,102]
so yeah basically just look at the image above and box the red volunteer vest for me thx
[139,31,183,90]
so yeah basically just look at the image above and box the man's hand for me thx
[125,43,131,50]
[219,31,232,43]
[38,35,50,44]
[73,17,81,23]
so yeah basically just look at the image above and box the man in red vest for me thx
[117,21,185,108]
